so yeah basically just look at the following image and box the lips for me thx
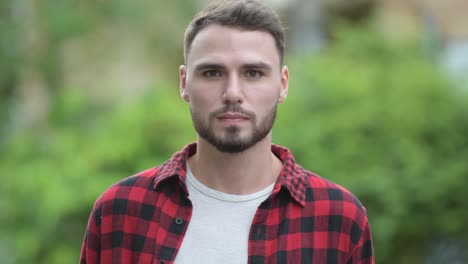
[217,112,250,120]
[216,112,250,125]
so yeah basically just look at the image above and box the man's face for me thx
[180,24,289,153]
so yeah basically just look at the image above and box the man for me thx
[80,0,374,263]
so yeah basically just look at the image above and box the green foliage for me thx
[275,25,468,263]
[1,85,194,264]
[0,0,196,140]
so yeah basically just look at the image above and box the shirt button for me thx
[175,218,183,225]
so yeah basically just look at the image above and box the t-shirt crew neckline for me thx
[186,162,275,203]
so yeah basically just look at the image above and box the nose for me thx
[222,74,244,104]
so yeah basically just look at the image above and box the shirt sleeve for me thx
[349,218,374,264]
[80,200,103,264]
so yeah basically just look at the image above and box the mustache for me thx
[210,105,256,119]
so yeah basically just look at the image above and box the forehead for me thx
[186,24,280,68]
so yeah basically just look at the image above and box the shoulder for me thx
[295,168,374,257]
[298,167,372,246]
[299,166,368,220]
[273,144,368,221]
[92,167,161,211]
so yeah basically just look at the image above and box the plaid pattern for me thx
[81,143,374,263]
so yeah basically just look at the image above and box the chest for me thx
[99,190,354,263]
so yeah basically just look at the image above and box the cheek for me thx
[187,87,219,111]
[251,86,281,106]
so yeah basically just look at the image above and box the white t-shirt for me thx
[174,163,275,264]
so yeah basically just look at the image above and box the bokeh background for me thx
[1,0,468,263]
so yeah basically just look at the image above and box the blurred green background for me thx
[1,0,467,263]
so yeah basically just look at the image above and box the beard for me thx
[191,104,277,153]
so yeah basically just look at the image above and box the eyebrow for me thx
[193,63,226,72]
[193,62,273,72]
[241,62,273,72]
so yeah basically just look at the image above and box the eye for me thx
[245,70,263,78]
[203,70,222,78]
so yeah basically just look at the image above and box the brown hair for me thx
[184,0,286,65]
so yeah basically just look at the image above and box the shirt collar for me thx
[153,143,307,206]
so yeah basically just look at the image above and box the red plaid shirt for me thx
[80,143,374,263]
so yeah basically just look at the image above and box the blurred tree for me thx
[275,23,468,263]
[0,86,194,264]
[0,0,197,145]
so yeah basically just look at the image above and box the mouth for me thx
[216,112,250,124]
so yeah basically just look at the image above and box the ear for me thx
[278,65,289,103]
[179,65,189,102]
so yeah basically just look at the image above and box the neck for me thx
[188,134,283,195]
